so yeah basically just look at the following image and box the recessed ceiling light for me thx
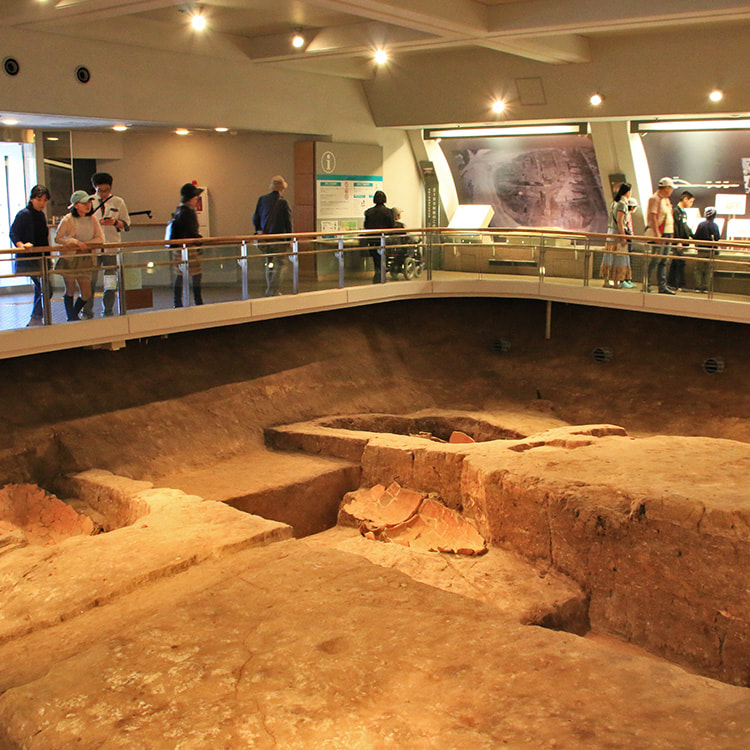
[374,49,388,65]
[1,118,19,125]
[175,128,190,136]
[292,33,305,49]
[215,126,228,132]
[112,125,128,132]
[191,12,206,31]
[709,89,724,102]
[491,100,506,114]
[46,136,59,141]
[590,93,603,106]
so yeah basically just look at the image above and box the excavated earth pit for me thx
[2,291,750,746]
[3,407,748,692]
[1,405,750,746]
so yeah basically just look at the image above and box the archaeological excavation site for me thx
[1,298,749,748]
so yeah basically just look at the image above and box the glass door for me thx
[0,141,31,288]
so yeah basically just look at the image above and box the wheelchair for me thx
[385,234,425,280]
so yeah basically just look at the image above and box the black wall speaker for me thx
[75,66,91,83]
[3,57,20,76]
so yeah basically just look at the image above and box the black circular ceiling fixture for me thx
[3,57,20,76]
[75,65,91,84]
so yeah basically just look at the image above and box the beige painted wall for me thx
[94,131,300,236]
[0,26,376,142]
[81,129,423,237]
[363,26,750,128]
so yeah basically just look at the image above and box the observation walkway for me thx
[2,227,749,360]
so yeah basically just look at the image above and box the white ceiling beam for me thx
[480,34,590,65]
[304,0,487,37]
[487,0,750,35]
[1,0,182,27]
[229,22,432,62]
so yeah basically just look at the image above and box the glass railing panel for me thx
[478,231,539,279]
[121,245,175,313]
[0,271,34,330]
[702,248,750,301]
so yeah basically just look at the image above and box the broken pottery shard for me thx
[339,482,425,530]
[0,483,94,545]
[338,484,385,527]
[449,430,475,444]
[383,498,487,556]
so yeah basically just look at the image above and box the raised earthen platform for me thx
[267,411,750,686]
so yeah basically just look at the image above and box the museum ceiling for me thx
[3,0,750,81]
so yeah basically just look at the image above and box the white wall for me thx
[363,26,750,128]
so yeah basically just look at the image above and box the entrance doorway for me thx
[0,140,37,289]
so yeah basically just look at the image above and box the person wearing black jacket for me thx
[9,185,51,326]
[168,183,204,307]
[668,191,695,290]
[253,175,292,296]
[693,207,720,293]
[363,190,395,283]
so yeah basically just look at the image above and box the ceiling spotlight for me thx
[709,89,724,102]
[112,125,128,132]
[374,49,388,65]
[491,100,506,114]
[292,32,305,49]
[191,11,206,31]
[1,118,19,125]
[175,128,190,136]
[590,93,603,106]
[214,126,228,132]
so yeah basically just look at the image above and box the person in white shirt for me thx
[85,172,130,317]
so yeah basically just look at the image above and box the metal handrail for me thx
[2,225,749,333]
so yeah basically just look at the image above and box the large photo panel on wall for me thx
[440,134,607,233]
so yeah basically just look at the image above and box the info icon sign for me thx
[320,151,336,174]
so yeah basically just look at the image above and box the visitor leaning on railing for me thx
[9,184,52,327]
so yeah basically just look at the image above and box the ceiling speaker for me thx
[75,66,91,84]
[3,57,20,76]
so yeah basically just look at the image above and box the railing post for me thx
[41,258,52,325]
[181,244,190,307]
[116,250,127,315]
[379,234,386,283]
[583,238,591,287]
[538,235,546,284]
[708,247,715,300]
[426,230,433,281]
[240,240,248,300]
[336,235,345,288]
[291,237,299,294]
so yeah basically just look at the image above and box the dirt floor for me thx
[1,298,750,747]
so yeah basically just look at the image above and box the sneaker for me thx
[621,280,635,288]
[82,310,94,320]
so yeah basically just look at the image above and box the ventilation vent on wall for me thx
[3,57,19,76]
[491,338,512,354]
[702,357,725,374]
[591,347,613,363]
[75,66,91,84]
